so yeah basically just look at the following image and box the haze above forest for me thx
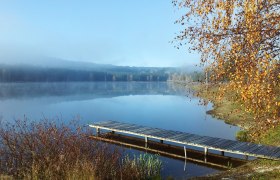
[0,54,202,82]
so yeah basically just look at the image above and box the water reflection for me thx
[0,82,239,139]
[0,82,186,100]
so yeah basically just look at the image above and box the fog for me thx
[0,0,200,68]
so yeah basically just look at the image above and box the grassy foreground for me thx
[188,83,280,179]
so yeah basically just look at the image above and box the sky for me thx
[0,0,200,67]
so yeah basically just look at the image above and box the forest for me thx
[0,64,173,82]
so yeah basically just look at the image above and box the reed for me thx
[121,153,162,179]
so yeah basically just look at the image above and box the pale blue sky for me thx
[0,0,199,67]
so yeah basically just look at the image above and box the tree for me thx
[173,0,280,124]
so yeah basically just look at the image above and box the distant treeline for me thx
[0,65,170,82]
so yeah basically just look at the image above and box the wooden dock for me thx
[89,120,280,160]
[90,133,247,169]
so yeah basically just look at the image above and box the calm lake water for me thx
[0,82,240,178]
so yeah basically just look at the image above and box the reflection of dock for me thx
[89,121,280,161]
[90,133,247,169]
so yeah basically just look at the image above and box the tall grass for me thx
[121,154,162,179]
[0,118,162,179]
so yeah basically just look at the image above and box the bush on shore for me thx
[0,118,162,179]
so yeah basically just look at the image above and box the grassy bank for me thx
[185,83,280,179]
[190,84,255,128]
[190,84,280,144]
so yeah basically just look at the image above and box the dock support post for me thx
[204,147,208,163]
[184,146,187,159]
[160,140,163,143]
[221,151,225,156]
[245,155,248,160]
[96,128,100,136]
[145,137,148,148]
[204,147,208,155]
[112,131,115,134]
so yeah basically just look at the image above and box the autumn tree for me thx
[173,0,280,130]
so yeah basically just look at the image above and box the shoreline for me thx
[170,81,280,179]
[172,81,253,130]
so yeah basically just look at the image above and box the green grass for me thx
[236,130,249,142]
[122,153,162,180]
[259,125,280,146]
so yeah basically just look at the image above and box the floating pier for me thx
[89,120,280,160]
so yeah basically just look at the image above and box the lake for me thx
[0,82,240,178]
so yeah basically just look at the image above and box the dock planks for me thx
[89,120,280,160]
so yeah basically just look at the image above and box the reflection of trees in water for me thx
[167,82,212,121]
[0,82,183,100]
[167,82,195,98]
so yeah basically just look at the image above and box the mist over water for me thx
[0,82,239,139]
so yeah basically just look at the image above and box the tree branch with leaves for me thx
[174,0,280,135]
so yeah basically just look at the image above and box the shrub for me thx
[236,130,248,142]
[0,118,162,179]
